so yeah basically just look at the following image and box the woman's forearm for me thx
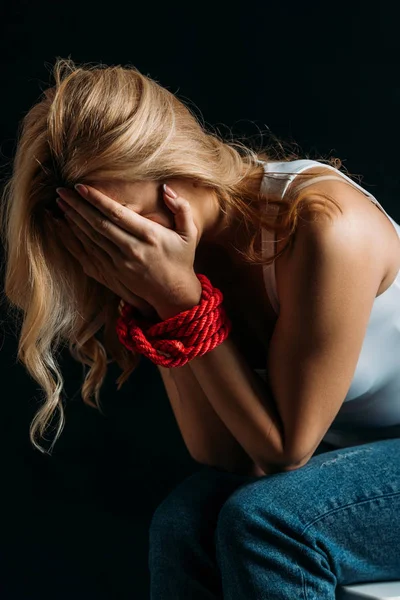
[157,363,266,475]
[181,335,288,473]
[157,291,288,473]
[154,278,289,475]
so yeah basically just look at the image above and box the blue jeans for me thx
[148,438,400,599]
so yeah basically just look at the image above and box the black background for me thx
[0,2,398,598]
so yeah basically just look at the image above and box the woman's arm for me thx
[157,363,269,476]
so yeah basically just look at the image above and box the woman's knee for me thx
[149,465,252,543]
[215,438,400,542]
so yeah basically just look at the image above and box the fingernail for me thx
[163,184,178,198]
[56,187,67,195]
[75,183,88,197]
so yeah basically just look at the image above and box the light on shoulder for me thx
[290,172,394,288]
[265,185,388,466]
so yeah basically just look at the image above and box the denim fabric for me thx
[148,438,400,599]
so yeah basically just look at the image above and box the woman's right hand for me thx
[49,212,159,319]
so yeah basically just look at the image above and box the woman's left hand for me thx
[55,183,202,319]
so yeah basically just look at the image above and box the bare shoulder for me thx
[285,165,400,296]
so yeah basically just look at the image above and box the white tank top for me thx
[253,159,400,448]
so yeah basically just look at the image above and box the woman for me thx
[1,58,399,598]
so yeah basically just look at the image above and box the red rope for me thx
[115,273,232,367]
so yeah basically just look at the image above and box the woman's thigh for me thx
[215,437,400,589]
[149,463,253,539]
[149,438,343,534]
[148,462,254,599]
[148,439,365,543]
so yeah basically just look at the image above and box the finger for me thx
[162,185,198,241]
[55,218,157,321]
[64,216,109,263]
[66,232,156,316]
[59,204,124,264]
[53,217,87,259]
[68,222,158,317]
[64,220,153,313]
[56,184,159,246]
[53,217,106,281]
[117,283,158,317]
[53,217,154,316]
[118,299,125,315]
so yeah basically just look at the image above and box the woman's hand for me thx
[50,212,158,318]
[51,183,202,320]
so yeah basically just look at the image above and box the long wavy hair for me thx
[0,58,356,454]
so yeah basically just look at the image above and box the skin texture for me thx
[52,166,266,320]
[82,179,227,248]
[52,172,260,321]
[54,182,200,317]
[54,181,291,470]
[51,167,400,473]
[82,170,265,257]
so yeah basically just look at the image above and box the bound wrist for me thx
[156,294,202,321]
[115,273,231,368]
[154,275,203,321]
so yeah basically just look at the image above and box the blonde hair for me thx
[0,57,353,454]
